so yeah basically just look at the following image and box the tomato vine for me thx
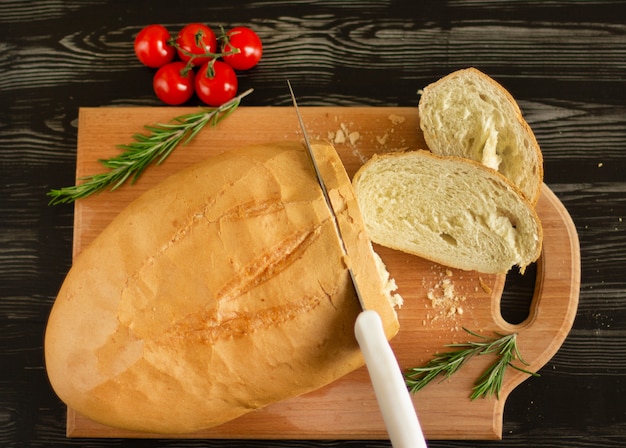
[134,23,262,106]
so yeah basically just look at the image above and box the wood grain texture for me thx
[1,0,625,446]
[58,107,579,440]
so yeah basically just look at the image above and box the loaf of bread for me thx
[418,67,543,205]
[352,150,543,274]
[44,141,401,434]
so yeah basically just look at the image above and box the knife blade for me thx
[287,81,427,448]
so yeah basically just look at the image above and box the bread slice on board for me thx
[418,67,543,205]
[352,150,543,274]
[44,141,400,434]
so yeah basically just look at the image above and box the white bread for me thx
[44,141,400,434]
[418,67,543,205]
[352,150,543,274]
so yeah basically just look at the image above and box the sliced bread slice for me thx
[418,67,543,205]
[352,150,543,274]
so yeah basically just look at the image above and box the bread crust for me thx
[419,67,544,205]
[44,141,399,434]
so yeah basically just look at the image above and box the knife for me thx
[287,81,427,448]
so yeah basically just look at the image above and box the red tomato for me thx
[195,61,238,106]
[175,23,217,66]
[152,62,195,105]
[134,24,175,68]
[221,26,262,70]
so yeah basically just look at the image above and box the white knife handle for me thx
[354,310,428,448]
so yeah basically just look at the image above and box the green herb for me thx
[405,328,539,400]
[47,88,253,205]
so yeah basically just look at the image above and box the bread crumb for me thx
[388,114,406,125]
[478,276,492,294]
[423,265,467,329]
[373,114,409,153]
[330,123,361,147]
[333,129,346,144]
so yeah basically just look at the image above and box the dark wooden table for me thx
[2,1,625,447]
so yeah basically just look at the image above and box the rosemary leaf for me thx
[405,328,539,400]
[47,88,253,205]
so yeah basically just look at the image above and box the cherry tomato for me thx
[175,23,217,66]
[195,61,238,106]
[221,26,262,70]
[134,24,176,68]
[152,62,195,105]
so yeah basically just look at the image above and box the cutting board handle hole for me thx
[499,263,537,325]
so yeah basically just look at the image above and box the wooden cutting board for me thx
[65,106,580,440]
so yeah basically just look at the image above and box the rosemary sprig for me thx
[47,88,253,205]
[405,328,539,400]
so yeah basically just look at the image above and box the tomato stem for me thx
[204,59,216,78]
[166,25,253,78]
[168,35,239,78]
